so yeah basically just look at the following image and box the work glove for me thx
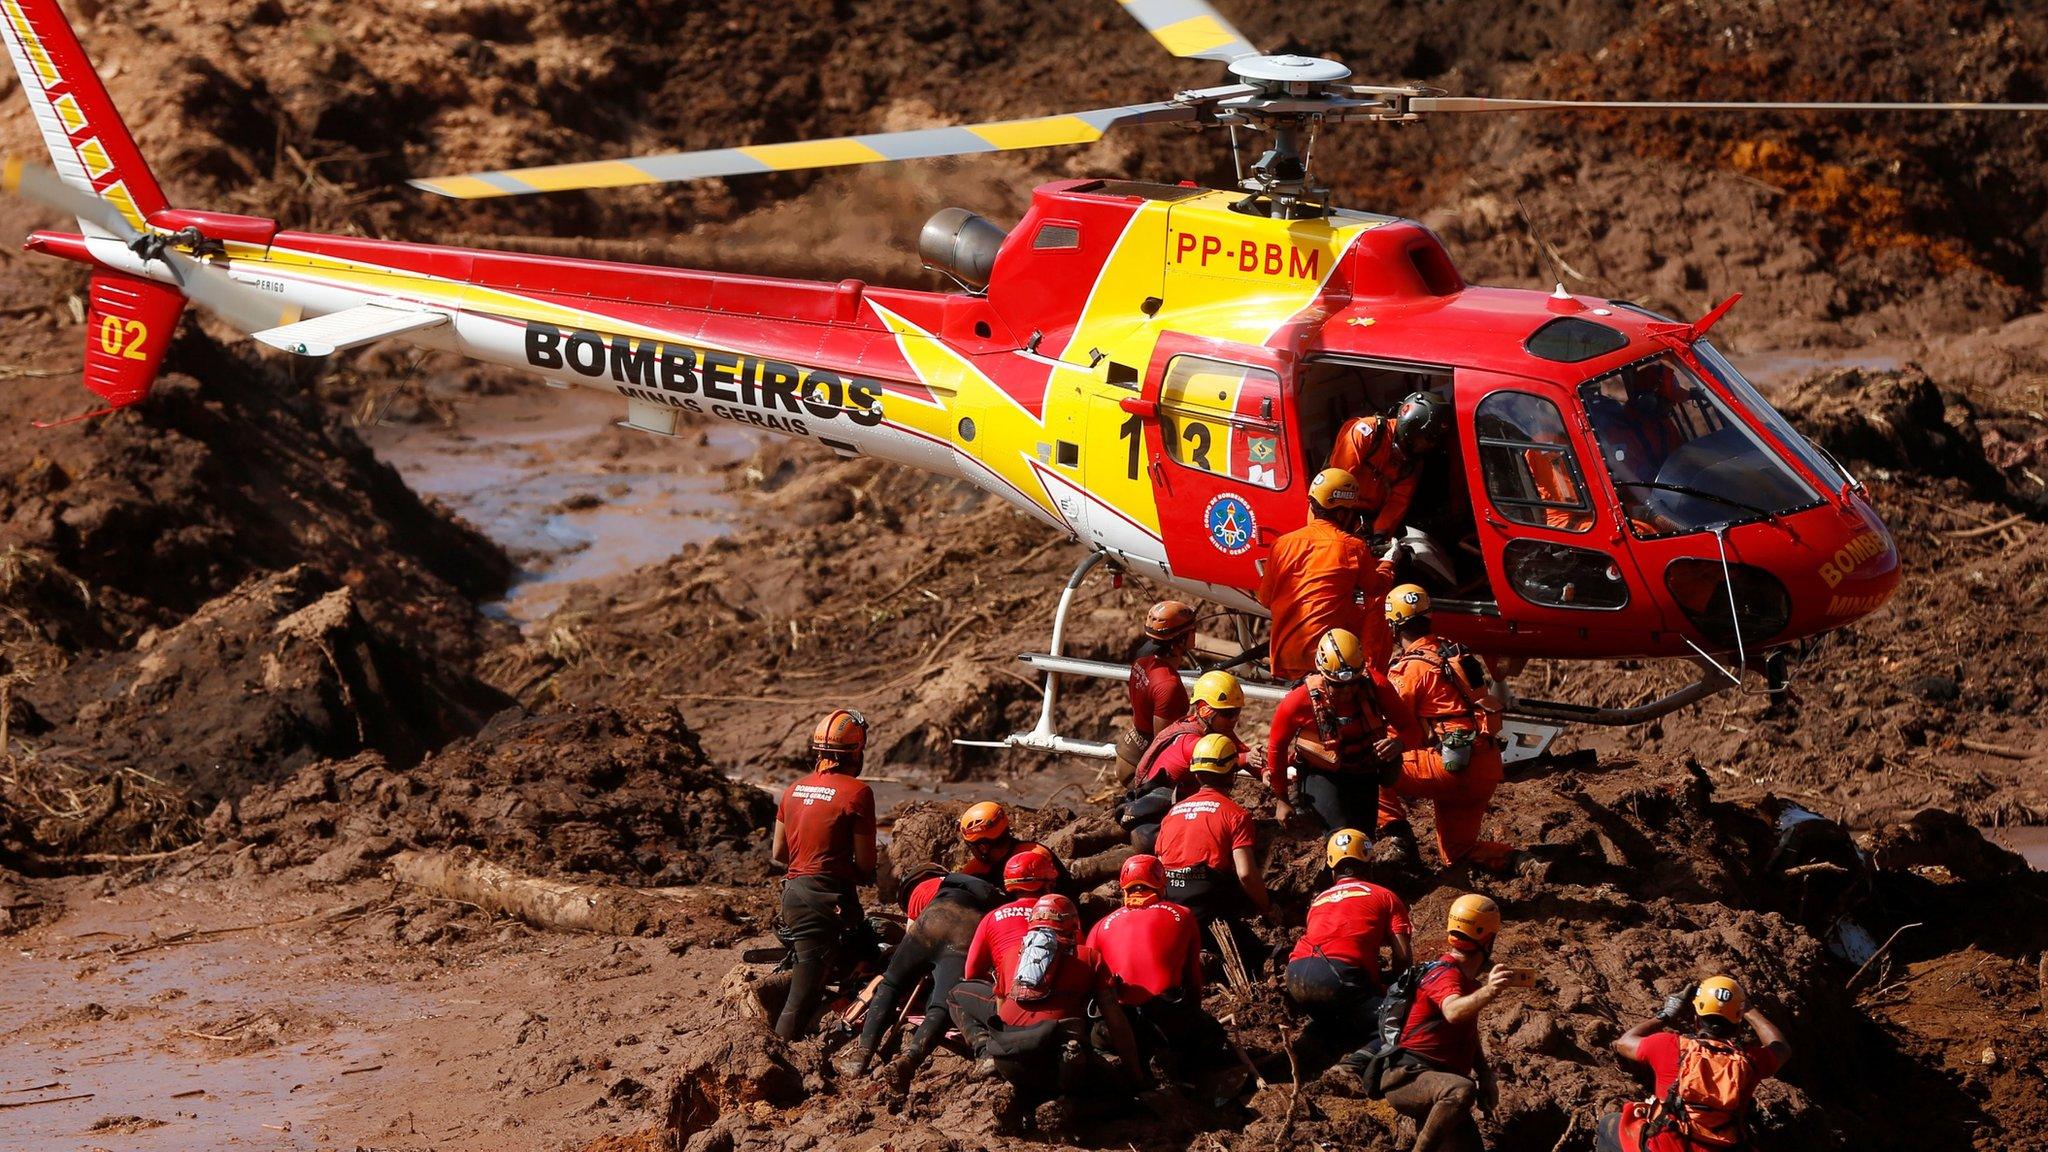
[1658,983,1698,1027]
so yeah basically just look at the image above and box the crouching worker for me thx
[1597,977,1791,1152]
[958,801,1074,897]
[1356,894,1517,1152]
[1119,671,1261,853]
[844,869,1004,1086]
[1117,601,1197,773]
[769,708,876,1040]
[1286,829,1412,1061]
[1379,586,1514,872]
[949,895,1143,1103]
[1087,855,1239,1096]
[1159,735,1278,931]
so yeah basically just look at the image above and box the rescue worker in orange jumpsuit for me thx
[1327,391,1451,539]
[1157,735,1278,953]
[768,708,877,1039]
[1117,600,1196,775]
[1258,467,1397,682]
[957,801,1074,897]
[1120,671,1264,853]
[1377,586,1515,872]
[1264,628,1424,833]
[1599,975,1792,1152]
[1085,854,1237,1094]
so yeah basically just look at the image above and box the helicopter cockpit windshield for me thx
[1578,353,1822,538]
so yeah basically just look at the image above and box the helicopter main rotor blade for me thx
[1410,96,2048,114]
[3,156,302,334]
[1116,0,1259,62]
[411,102,1198,199]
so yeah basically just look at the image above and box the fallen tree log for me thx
[389,849,681,937]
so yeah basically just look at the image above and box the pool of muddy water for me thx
[362,384,760,624]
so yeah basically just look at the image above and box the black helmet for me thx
[1392,392,1448,455]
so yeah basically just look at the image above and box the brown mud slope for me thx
[1547,351,2048,828]
[215,703,774,887]
[669,771,2048,1152]
[3,2,2048,347]
[0,327,515,868]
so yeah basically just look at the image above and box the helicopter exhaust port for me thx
[919,208,1009,291]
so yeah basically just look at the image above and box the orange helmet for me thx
[810,708,868,768]
[1144,600,1198,643]
[1002,846,1057,895]
[958,801,1010,844]
[1447,893,1501,951]
[1027,893,1080,941]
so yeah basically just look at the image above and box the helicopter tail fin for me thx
[0,0,171,235]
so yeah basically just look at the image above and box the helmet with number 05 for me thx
[1385,583,1432,628]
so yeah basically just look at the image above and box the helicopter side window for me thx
[1158,356,1289,490]
[1474,391,1594,533]
[1579,355,1821,538]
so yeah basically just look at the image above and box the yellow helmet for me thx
[1693,976,1745,1024]
[1189,670,1244,712]
[1314,629,1368,682]
[1385,583,1432,628]
[1446,893,1501,948]
[1326,828,1372,870]
[1309,467,1370,510]
[1189,733,1240,777]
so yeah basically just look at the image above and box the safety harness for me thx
[1637,1035,1759,1149]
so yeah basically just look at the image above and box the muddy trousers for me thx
[1129,993,1232,1078]
[856,905,975,1068]
[948,982,1106,1096]
[1296,770,1381,835]
[1376,745,1505,866]
[1379,1064,1483,1152]
[1283,955,1380,1059]
[775,875,861,1040]
[1119,785,1175,855]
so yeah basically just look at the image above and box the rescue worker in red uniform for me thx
[1157,735,1278,946]
[949,894,1142,1104]
[1265,628,1424,833]
[1120,671,1264,853]
[1086,855,1237,1093]
[957,801,1074,896]
[1285,829,1412,1059]
[768,708,877,1040]
[1118,600,1196,775]
[1258,467,1398,682]
[1326,391,1451,539]
[1356,894,1517,1152]
[1378,585,1515,872]
[1599,976,1791,1152]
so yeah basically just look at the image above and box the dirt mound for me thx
[217,704,774,886]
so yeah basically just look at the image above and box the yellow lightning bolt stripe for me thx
[739,138,890,171]
[868,300,1069,522]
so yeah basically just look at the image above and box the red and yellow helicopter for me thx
[6,0,2029,758]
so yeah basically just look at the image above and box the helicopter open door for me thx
[1458,369,1663,650]
[1127,338,1299,599]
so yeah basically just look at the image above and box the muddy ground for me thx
[4,1,2048,1150]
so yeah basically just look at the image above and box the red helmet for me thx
[1027,893,1080,941]
[958,801,1010,844]
[1002,846,1057,894]
[1119,854,1166,892]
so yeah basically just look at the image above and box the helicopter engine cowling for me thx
[919,208,1008,291]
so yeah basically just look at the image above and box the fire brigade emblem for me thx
[1204,494,1256,556]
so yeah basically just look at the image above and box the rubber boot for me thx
[774,951,830,1040]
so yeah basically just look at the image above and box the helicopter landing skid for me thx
[1503,657,1742,728]
[951,550,1124,759]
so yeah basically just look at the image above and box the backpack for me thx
[1394,640,1502,739]
[1010,925,1067,1005]
[1339,960,1448,1097]
[1641,1036,1758,1148]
